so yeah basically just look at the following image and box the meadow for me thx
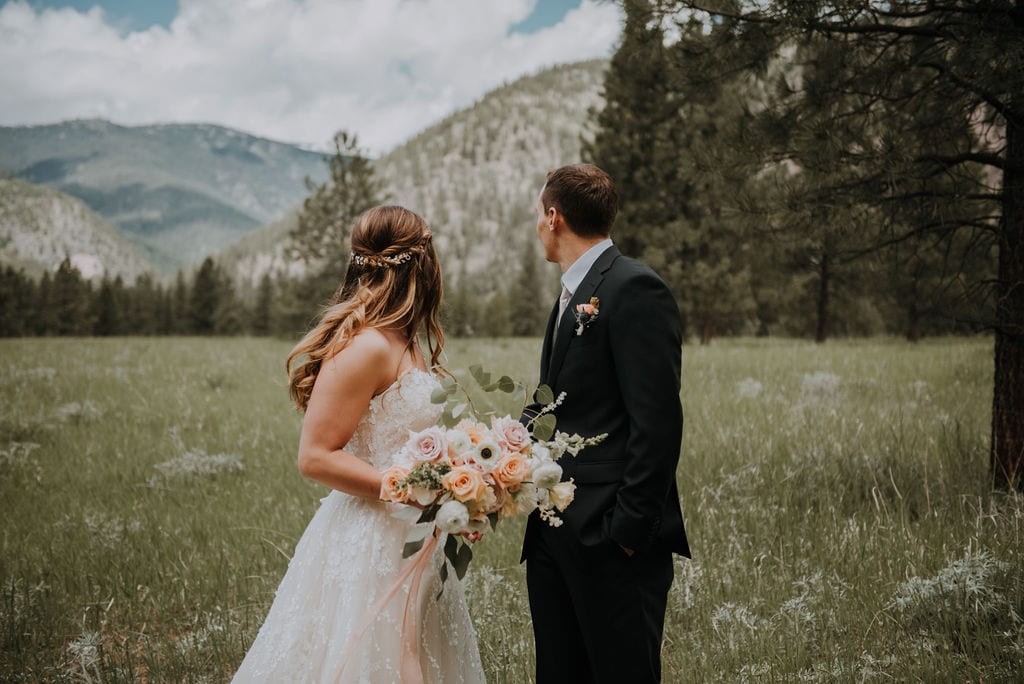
[1,336,1021,682]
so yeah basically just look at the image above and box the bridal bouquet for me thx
[380,365,605,582]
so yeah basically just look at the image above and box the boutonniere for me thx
[574,297,600,336]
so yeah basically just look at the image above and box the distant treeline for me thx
[0,247,989,341]
[0,255,553,340]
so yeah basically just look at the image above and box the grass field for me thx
[1,336,1021,682]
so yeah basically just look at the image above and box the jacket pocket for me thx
[573,459,625,484]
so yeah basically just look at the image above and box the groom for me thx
[522,164,689,683]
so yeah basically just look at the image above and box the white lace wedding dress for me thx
[232,369,486,683]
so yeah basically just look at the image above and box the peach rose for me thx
[490,416,532,454]
[484,474,507,514]
[379,466,410,503]
[442,465,489,503]
[577,303,597,315]
[456,419,487,445]
[494,454,529,489]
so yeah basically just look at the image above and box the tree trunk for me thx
[701,317,714,345]
[906,301,921,342]
[991,104,1024,491]
[815,249,831,343]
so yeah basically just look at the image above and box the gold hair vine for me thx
[352,231,432,268]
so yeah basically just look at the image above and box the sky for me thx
[0,0,623,153]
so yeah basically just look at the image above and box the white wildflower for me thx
[736,378,763,399]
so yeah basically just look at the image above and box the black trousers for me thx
[526,523,675,684]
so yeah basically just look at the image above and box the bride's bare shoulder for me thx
[320,328,393,380]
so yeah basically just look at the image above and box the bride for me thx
[232,206,485,683]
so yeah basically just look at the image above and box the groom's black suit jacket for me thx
[523,245,689,560]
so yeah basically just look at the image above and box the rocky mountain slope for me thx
[219,59,608,290]
[0,174,153,281]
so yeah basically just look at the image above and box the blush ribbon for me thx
[334,531,440,684]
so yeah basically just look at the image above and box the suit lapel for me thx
[540,298,558,382]
[546,245,620,385]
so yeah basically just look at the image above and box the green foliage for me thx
[290,131,382,268]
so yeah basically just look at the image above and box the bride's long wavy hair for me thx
[286,205,445,412]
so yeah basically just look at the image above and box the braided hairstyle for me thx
[286,205,445,411]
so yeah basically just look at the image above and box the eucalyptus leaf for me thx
[454,543,473,580]
[513,385,526,409]
[416,502,440,524]
[440,376,456,391]
[430,387,449,404]
[444,534,459,566]
[536,384,554,405]
[533,414,557,441]
[403,538,425,559]
[469,365,484,382]
[498,376,516,393]
[487,512,499,531]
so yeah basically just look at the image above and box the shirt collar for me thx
[560,238,614,296]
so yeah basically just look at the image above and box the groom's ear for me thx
[546,206,560,231]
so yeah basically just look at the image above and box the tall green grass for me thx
[1,337,1020,682]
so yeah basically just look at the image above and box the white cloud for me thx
[0,0,621,153]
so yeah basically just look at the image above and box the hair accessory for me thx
[352,231,432,269]
[352,251,415,268]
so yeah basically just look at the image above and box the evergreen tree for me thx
[251,273,275,336]
[171,271,190,334]
[509,239,552,336]
[0,267,33,336]
[668,0,1021,486]
[52,258,91,335]
[584,0,678,258]
[92,275,123,336]
[34,271,56,335]
[190,258,222,335]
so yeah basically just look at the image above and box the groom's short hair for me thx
[542,164,618,238]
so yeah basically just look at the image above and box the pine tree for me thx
[34,271,56,335]
[92,275,123,336]
[668,0,1021,486]
[53,258,90,335]
[0,267,33,336]
[584,0,678,258]
[190,258,221,335]
[251,273,274,336]
[509,238,552,336]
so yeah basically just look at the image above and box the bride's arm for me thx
[296,330,395,500]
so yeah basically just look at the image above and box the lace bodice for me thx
[346,368,442,470]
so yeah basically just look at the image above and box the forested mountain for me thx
[218,60,607,297]
[378,60,606,282]
[0,174,153,281]
[0,119,327,270]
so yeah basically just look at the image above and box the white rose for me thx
[531,444,552,462]
[549,480,575,511]
[515,482,539,514]
[435,500,470,534]
[448,430,473,456]
[532,462,563,489]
